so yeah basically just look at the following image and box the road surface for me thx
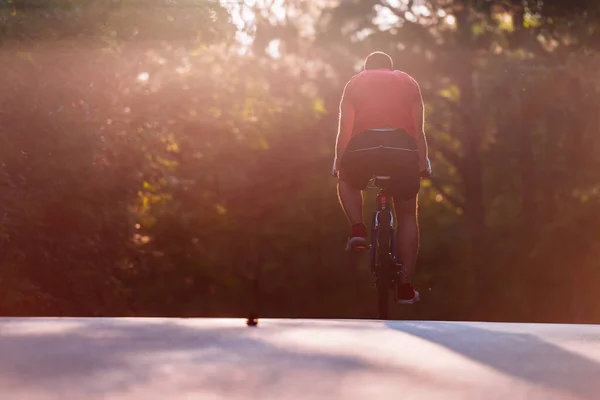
[1,318,600,399]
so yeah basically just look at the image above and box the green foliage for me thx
[1,0,599,322]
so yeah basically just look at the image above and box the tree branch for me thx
[380,0,414,19]
[380,0,404,19]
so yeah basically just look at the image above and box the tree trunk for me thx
[453,10,488,318]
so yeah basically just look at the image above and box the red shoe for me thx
[345,223,367,252]
[396,283,420,305]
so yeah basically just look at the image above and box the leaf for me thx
[312,97,327,115]
[215,204,227,215]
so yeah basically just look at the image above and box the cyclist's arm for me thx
[411,80,429,173]
[334,81,355,170]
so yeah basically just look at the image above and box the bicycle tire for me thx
[376,211,393,320]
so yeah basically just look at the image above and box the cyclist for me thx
[332,51,430,305]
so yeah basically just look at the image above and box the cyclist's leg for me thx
[382,129,420,302]
[337,178,363,226]
[337,177,368,250]
[338,133,376,248]
[395,195,419,284]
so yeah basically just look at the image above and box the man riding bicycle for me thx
[332,51,430,305]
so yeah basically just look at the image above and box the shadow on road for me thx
[0,318,395,398]
[4,318,598,399]
[386,321,600,399]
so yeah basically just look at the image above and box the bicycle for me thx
[334,159,431,320]
[368,175,402,320]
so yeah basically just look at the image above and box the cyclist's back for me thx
[344,69,419,138]
[338,66,422,204]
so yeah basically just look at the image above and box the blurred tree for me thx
[0,0,598,322]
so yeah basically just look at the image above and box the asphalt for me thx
[2,318,600,399]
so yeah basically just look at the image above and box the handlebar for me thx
[420,158,433,179]
[331,158,339,178]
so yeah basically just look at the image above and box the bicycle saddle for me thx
[372,175,392,189]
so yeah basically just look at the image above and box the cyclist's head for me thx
[364,51,393,70]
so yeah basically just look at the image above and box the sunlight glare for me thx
[266,39,281,59]
[353,28,374,42]
[176,56,191,74]
[222,0,334,50]
[497,13,514,31]
[270,0,286,23]
[374,5,400,30]
[3,320,84,336]
[405,11,417,23]
[137,72,150,82]
[413,5,430,17]
[240,2,256,26]
[235,31,254,55]
[445,15,456,25]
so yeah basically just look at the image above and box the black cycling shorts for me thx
[339,128,420,201]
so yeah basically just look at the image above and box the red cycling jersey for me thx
[341,69,421,138]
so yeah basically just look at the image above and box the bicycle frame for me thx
[370,184,401,319]
[383,191,399,259]
[370,189,398,268]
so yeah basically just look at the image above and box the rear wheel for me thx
[375,213,393,320]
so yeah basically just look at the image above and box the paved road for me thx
[1,318,600,399]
